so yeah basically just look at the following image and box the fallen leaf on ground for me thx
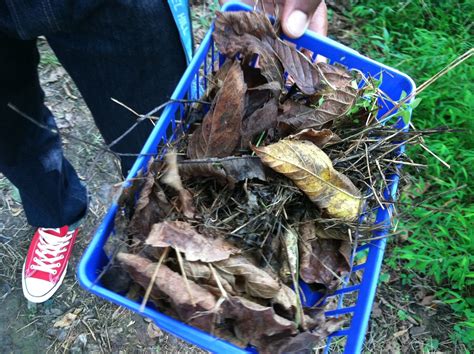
[146,322,163,339]
[146,221,239,262]
[53,312,78,328]
[253,139,362,220]
[187,61,246,159]
[420,295,435,306]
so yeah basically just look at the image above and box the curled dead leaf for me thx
[179,156,267,187]
[214,255,280,299]
[272,284,298,320]
[287,128,341,148]
[127,160,171,240]
[53,312,78,328]
[272,317,345,354]
[182,260,237,296]
[222,296,298,349]
[162,150,195,219]
[253,139,362,220]
[298,221,351,289]
[213,12,283,88]
[146,221,239,262]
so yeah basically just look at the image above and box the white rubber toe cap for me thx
[22,263,67,303]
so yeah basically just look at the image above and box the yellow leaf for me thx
[253,140,362,220]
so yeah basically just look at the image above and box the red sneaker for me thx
[22,226,78,303]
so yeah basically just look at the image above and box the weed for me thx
[191,0,220,32]
[347,0,474,347]
[40,52,60,66]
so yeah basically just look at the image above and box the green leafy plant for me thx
[347,0,474,347]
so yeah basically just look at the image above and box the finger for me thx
[281,0,322,38]
[308,0,328,37]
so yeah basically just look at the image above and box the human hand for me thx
[218,0,328,38]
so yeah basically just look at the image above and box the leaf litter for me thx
[102,9,422,353]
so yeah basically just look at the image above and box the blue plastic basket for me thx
[77,2,415,353]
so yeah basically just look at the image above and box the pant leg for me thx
[46,0,188,174]
[0,32,88,228]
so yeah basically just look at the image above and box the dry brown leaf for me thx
[182,261,237,296]
[241,96,279,147]
[213,12,283,88]
[179,156,267,187]
[53,312,78,328]
[272,284,298,319]
[313,222,351,241]
[146,322,163,339]
[287,128,341,148]
[162,151,196,218]
[146,221,239,262]
[298,221,351,289]
[127,160,171,240]
[278,90,357,133]
[222,296,297,349]
[277,100,319,135]
[214,255,280,299]
[271,317,345,354]
[253,139,362,220]
[117,253,217,332]
[187,61,246,158]
[214,11,276,41]
[272,39,323,95]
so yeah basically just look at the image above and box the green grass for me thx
[345,0,474,347]
[191,0,220,33]
[39,52,60,66]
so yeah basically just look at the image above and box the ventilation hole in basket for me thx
[166,122,175,141]
[341,290,360,309]
[326,335,348,352]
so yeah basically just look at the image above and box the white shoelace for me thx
[30,228,74,275]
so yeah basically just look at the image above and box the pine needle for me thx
[140,247,169,312]
[175,247,196,307]
[209,263,228,299]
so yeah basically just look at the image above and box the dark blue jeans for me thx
[0,0,187,227]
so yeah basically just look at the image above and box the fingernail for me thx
[286,10,309,38]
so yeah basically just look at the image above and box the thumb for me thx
[281,0,322,38]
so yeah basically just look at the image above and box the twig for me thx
[139,247,169,312]
[175,247,196,307]
[419,143,450,169]
[209,263,228,299]
[7,103,153,158]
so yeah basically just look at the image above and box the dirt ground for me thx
[0,3,462,354]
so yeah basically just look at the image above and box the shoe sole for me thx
[21,262,68,303]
